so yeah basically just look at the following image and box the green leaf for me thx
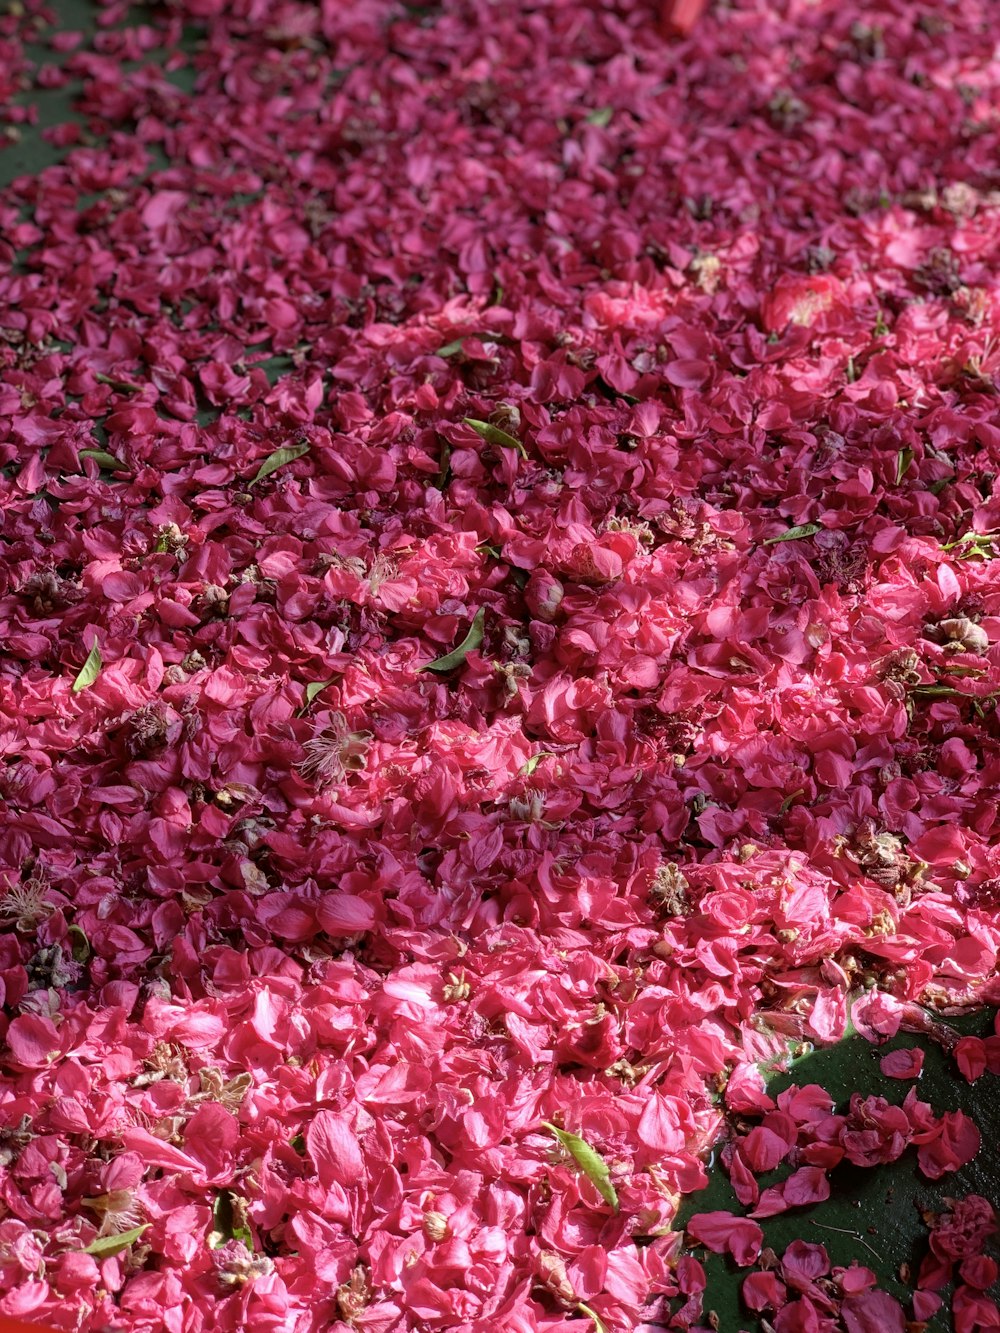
[79,449,127,471]
[436,338,466,357]
[519,752,552,777]
[72,643,102,694]
[421,608,486,673]
[895,448,914,484]
[250,442,310,486]
[67,924,90,963]
[82,1225,147,1257]
[95,371,140,393]
[585,106,613,127]
[941,531,997,557]
[542,1121,619,1211]
[209,1191,253,1251]
[305,679,337,705]
[778,787,805,815]
[911,684,999,701]
[462,417,527,458]
[436,438,451,490]
[763,523,822,546]
[576,1302,608,1332]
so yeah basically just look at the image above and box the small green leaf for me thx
[763,523,822,546]
[519,752,552,777]
[250,442,310,486]
[67,925,91,963]
[72,643,103,694]
[911,684,999,701]
[82,1225,147,1257]
[209,1191,253,1251]
[79,449,127,471]
[95,371,140,393]
[928,476,953,496]
[436,338,466,357]
[941,532,977,551]
[421,608,486,673]
[542,1121,619,1211]
[895,448,914,484]
[941,531,997,557]
[585,106,613,127]
[576,1302,608,1332]
[462,417,527,458]
[305,679,337,705]
[436,438,451,490]
[778,788,806,815]
[289,1132,307,1155]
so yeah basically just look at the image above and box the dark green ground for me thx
[676,1010,999,1331]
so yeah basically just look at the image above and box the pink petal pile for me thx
[1,0,1000,1328]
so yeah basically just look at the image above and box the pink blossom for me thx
[929,1195,997,1262]
[841,1290,907,1333]
[685,1212,763,1266]
[879,1048,924,1080]
[915,1111,982,1180]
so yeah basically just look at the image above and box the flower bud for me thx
[524,569,564,621]
[937,617,989,654]
[422,1211,449,1242]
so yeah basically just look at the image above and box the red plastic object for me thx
[661,0,708,34]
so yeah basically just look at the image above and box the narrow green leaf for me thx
[911,684,999,701]
[95,371,140,393]
[79,449,127,471]
[436,338,466,357]
[462,417,527,458]
[436,438,451,490]
[209,1191,253,1251]
[519,752,552,777]
[250,442,310,486]
[542,1121,619,1211]
[305,678,337,705]
[67,924,91,963]
[763,523,822,546]
[82,1225,147,1257]
[941,532,976,551]
[72,643,102,694]
[421,608,486,673]
[941,531,996,556]
[895,448,914,484]
[576,1302,608,1332]
[585,106,613,127]
[778,788,805,815]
